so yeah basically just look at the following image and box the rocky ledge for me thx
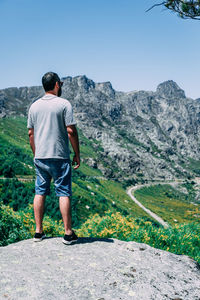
[0,237,199,300]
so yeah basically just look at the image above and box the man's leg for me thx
[34,194,46,233]
[59,196,72,235]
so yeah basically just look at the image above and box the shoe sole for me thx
[62,238,78,245]
[33,235,46,242]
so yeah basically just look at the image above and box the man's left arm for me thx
[67,125,80,169]
[28,128,35,156]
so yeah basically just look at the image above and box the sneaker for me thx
[62,230,78,245]
[33,232,46,242]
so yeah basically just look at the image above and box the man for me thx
[27,71,80,245]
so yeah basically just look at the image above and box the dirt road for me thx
[126,182,181,228]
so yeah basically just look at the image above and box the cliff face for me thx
[0,85,43,117]
[1,76,200,181]
[0,238,199,300]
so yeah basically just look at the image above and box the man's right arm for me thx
[28,128,35,156]
[67,125,80,169]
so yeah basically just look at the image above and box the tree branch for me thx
[146,1,200,20]
[146,2,166,12]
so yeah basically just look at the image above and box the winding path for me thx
[126,181,183,228]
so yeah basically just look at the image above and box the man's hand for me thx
[72,154,80,169]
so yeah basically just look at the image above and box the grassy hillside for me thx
[1,117,200,264]
[0,116,152,228]
[0,117,34,177]
[134,184,200,225]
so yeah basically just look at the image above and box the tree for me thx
[147,1,200,20]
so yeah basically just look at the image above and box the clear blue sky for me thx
[0,0,199,98]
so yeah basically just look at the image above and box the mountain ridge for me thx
[1,75,200,182]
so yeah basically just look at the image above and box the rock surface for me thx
[0,237,200,300]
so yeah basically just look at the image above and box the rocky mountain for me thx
[1,76,200,182]
[0,86,43,117]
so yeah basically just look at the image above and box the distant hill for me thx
[1,76,200,181]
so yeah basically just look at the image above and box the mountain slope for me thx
[1,76,200,181]
[0,117,154,228]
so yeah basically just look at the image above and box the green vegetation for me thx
[0,117,32,155]
[149,140,162,154]
[1,204,199,264]
[0,203,63,246]
[0,116,150,230]
[0,117,34,177]
[134,184,200,225]
[183,157,200,176]
[117,128,148,150]
[0,176,151,229]
[1,116,200,264]
[76,211,200,264]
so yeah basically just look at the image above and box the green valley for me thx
[0,117,152,227]
[0,117,199,264]
[134,183,200,225]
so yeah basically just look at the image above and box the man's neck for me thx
[45,91,57,96]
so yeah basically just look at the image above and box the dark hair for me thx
[42,72,60,91]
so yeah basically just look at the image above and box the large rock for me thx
[0,238,199,300]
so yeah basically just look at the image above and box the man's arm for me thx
[67,125,80,169]
[28,128,35,156]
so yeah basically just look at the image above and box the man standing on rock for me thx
[27,71,80,244]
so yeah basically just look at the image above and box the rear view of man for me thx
[27,72,80,245]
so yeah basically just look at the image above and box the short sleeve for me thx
[27,107,34,128]
[64,102,76,126]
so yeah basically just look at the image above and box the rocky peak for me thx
[62,75,95,93]
[156,80,186,99]
[74,75,95,91]
[95,81,115,98]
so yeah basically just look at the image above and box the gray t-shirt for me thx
[27,94,76,159]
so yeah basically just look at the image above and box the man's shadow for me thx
[75,237,114,244]
[44,236,114,244]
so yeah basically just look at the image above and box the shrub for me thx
[0,203,65,246]
[0,203,31,246]
[76,210,200,263]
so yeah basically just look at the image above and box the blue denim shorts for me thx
[34,158,72,197]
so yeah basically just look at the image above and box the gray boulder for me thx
[0,238,199,300]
